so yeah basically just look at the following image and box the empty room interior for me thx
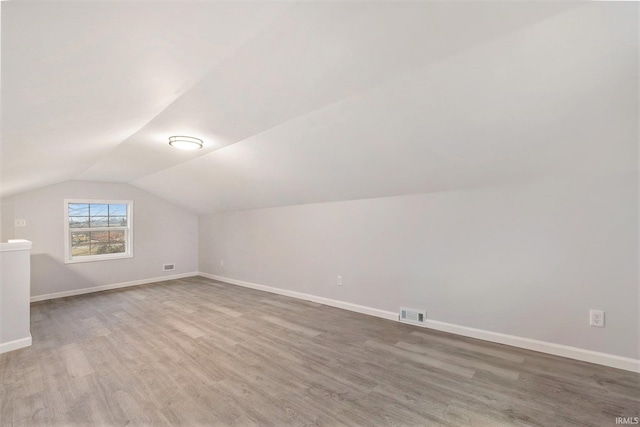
[1,1,639,426]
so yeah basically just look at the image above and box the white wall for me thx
[1,181,198,298]
[199,173,639,360]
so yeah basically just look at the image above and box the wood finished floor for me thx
[1,277,638,426]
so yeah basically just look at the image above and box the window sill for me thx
[65,253,133,264]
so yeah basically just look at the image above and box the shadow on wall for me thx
[0,202,16,242]
[30,254,97,298]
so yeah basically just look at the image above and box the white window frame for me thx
[64,199,134,264]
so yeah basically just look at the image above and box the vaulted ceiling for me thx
[1,2,636,214]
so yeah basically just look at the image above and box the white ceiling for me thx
[1,2,637,214]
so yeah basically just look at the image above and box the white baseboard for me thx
[30,272,199,302]
[198,272,397,321]
[199,272,640,373]
[423,319,640,373]
[0,336,32,354]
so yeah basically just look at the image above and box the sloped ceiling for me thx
[1,2,637,214]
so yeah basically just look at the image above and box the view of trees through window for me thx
[68,203,128,257]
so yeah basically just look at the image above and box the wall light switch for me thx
[14,219,27,227]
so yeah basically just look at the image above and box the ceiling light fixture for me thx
[168,136,203,150]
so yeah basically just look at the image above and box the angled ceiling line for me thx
[70,3,298,182]
[74,2,376,184]
[128,1,581,195]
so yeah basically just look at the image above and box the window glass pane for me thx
[90,231,109,255]
[71,232,91,256]
[69,204,89,217]
[109,216,127,227]
[91,244,110,256]
[91,230,110,244]
[107,244,125,254]
[89,204,109,217]
[109,204,127,216]
[69,217,89,228]
[93,230,125,255]
[109,230,125,244]
[90,217,109,227]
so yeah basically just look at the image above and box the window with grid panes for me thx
[64,200,133,263]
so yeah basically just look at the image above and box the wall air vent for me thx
[399,307,426,326]
[163,264,175,271]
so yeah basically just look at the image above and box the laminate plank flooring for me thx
[1,277,638,426]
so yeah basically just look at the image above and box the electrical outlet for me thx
[220,259,224,267]
[589,309,605,327]
[337,275,343,286]
[14,219,27,227]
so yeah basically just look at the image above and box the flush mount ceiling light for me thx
[168,136,203,150]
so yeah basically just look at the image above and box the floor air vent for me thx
[163,264,175,271]
[399,307,426,326]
